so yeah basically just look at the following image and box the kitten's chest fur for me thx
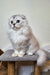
[8,28,29,46]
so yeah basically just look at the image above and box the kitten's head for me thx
[8,15,28,30]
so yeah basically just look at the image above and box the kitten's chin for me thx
[12,26,21,30]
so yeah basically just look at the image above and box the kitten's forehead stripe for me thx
[11,15,21,19]
[10,15,26,20]
[12,15,17,19]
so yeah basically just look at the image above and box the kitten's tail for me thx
[36,49,47,66]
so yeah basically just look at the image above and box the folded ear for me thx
[21,15,26,19]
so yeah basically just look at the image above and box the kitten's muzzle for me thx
[13,23,15,26]
[13,20,20,25]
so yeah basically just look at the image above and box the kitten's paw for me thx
[18,51,25,57]
[27,52,33,56]
[18,54,24,57]
[12,52,18,57]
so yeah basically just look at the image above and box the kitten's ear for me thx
[21,15,26,19]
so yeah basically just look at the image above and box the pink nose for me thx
[13,23,15,25]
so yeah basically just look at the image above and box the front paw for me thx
[18,51,25,57]
[27,50,36,56]
[27,52,33,56]
[12,52,18,57]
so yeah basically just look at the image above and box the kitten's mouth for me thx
[13,25,21,30]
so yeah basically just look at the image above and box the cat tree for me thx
[0,48,50,75]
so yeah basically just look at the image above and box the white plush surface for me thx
[42,45,50,53]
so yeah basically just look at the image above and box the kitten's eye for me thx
[16,20,20,23]
[11,21,13,24]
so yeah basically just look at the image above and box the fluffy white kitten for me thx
[8,15,46,66]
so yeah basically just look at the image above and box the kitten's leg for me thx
[12,50,18,57]
[27,45,39,55]
[18,50,25,57]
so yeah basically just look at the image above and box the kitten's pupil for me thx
[11,21,13,24]
[16,20,20,23]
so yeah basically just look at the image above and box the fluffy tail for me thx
[36,49,47,66]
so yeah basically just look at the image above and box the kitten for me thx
[8,15,46,66]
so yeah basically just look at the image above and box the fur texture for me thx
[8,14,46,66]
[36,49,47,66]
